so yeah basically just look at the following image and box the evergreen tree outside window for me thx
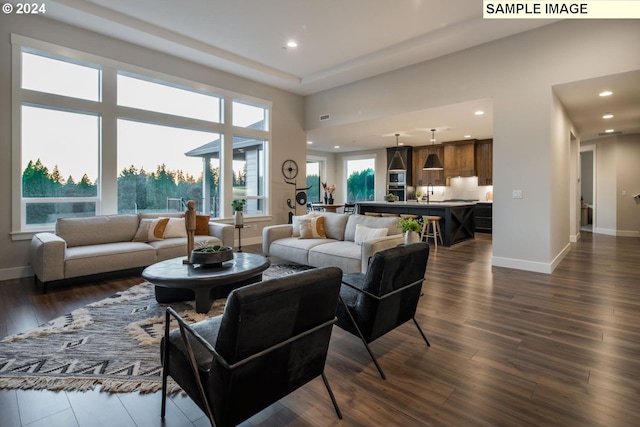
[346,158,375,202]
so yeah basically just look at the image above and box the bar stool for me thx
[364,212,382,217]
[400,214,419,219]
[421,215,443,248]
[381,213,399,217]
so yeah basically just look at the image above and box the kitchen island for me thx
[356,201,475,247]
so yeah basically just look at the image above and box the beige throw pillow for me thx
[299,216,327,239]
[132,217,170,242]
[163,218,187,238]
[354,223,388,245]
[291,212,316,237]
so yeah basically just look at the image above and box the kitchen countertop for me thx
[363,200,479,207]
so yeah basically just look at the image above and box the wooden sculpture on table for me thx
[184,200,196,264]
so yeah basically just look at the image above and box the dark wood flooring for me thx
[1,231,639,426]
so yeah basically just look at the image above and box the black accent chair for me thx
[161,267,343,427]
[343,202,356,214]
[336,242,430,380]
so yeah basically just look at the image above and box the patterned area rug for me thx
[0,263,312,394]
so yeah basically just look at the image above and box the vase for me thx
[324,193,328,204]
[328,195,334,204]
[234,210,243,227]
[404,231,420,245]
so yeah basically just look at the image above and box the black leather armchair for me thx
[161,266,343,427]
[336,242,430,379]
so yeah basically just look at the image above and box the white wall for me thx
[304,20,640,273]
[0,13,305,279]
[616,134,640,236]
[586,133,640,237]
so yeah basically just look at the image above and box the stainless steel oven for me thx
[388,172,405,184]
[387,185,406,201]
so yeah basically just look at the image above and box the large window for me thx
[117,120,219,215]
[21,106,100,226]
[12,37,271,235]
[306,160,322,203]
[346,157,375,202]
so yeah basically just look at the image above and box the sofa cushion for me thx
[308,241,362,274]
[269,237,337,266]
[56,214,140,247]
[299,216,327,239]
[321,212,350,241]
[344,214,401,242]
[132,217,170,242]
[354,224,388,245]
[64,241,157,278]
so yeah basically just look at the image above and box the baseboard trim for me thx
[492,242,571,274]
[0,266,33,282]
[491,256,553,274]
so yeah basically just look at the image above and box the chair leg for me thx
[321,372,343,419]
[412,317,431,347]
[339,295,387,380]
[161,310,170,418]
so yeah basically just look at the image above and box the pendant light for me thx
[388,133,406,171]
[423,128,443,170]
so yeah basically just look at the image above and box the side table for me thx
[235,224,249,252]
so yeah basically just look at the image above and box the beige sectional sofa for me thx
[262,212,404,273]
[29,213,233,289]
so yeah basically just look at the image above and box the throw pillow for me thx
[195,215,211,235]
[354,223,388,245]
[291,212,316,237]
[132,217,170,242]
[163,218,187,238]
[299,216,327,239]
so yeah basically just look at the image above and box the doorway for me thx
[580,145,596,233]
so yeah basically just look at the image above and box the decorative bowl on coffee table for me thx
[190,245,233,267]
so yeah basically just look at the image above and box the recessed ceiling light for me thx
[286,40,298,48]
[334,145,340,149]
[599,91,613,97]
[602,113,613,119]
[464,135,472,138]
[307,141,313,144]
[605,129,615,133]
[474,110,484,116]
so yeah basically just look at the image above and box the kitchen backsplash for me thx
[415,176,493,201]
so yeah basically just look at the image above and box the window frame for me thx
[11,34,271,240]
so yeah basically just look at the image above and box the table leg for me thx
[194,288,213,313]
[237,227,243,252]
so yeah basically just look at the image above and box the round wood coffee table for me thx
[142,253,270,313]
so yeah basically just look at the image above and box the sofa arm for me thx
[360,234,404,273]
[30,232,66,282]
[262,224,293,256]
[208,222,234,247]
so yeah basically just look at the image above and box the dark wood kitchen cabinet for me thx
[444,140,475,178]
[475,202,492,233]
[413,145,445,186]
[475,139,493,185]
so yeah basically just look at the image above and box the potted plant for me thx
[190,242,233,267]
[398,217,424,245]
[416,191,422,202]
[231,199,246,226]
[385,193,398,202]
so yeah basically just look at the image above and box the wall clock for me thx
[281,159,299,180]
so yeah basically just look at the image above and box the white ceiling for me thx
[42,0,639,152]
